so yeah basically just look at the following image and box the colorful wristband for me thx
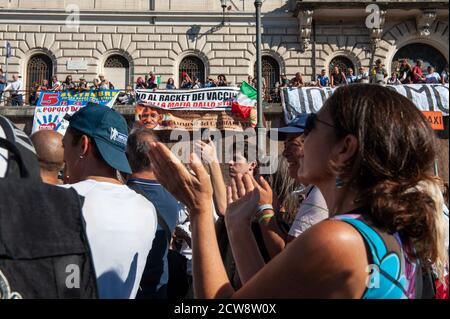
[256,204,274,216]
[258,213,275,225]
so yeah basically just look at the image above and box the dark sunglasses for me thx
[303,113,338,136]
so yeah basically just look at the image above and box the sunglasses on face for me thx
[303,113,338,137]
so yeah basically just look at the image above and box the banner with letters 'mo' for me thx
[281,84,449,127]
[32,90,120,134]
[135,87,255,131]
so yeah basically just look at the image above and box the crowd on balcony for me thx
[0,59,448,107]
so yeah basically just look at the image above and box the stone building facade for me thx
[0,0,448,94]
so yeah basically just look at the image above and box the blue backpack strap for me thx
[336,215,409,298]
[337,216,386,265]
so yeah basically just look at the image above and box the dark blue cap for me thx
[270,114,310,140]
[68,102,132,174]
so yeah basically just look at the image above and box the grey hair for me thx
[126,128,159,173]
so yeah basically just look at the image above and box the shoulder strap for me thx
[415,260,437,299]
[338,217,387,264]
[305,185,314,197]
[336,216,409,297]
[0,138,30,178]
[130,184,172,245]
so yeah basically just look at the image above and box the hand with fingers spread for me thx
[147,142,213,215]
[225,173,260,226]
[195,139,219,165]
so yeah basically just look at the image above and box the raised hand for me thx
[225,173,260,226]
[254,176,273,206]
[148,142,213,215]
[195,139,219,164]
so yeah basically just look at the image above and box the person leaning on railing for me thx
[441,64,449,84]
[387,72,402,85]
[425,66,442,84]
[78,77,90,92]
[34,79,52,105]
[180,72,193,89]
[398,59,413,84]
[91,78,101,90]
[216,74,229,87]
[203,77,217,88]
[51,76,63,91]
[135,77,148,90]
[165,78,176,90]
[3,74,24,107]
[117,86,136,105]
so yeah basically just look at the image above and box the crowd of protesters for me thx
[1,83,448,299]
[1,59,449,107]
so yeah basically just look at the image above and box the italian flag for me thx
[232,81,257,127]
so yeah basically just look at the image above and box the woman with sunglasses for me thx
[147,84,447,298]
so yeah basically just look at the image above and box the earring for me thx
[335,176,345,189]
[79,155,84,159]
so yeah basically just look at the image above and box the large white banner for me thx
[134,87,255,131]
[281,84,449,123]
[32,90,120,134]
[135,87,240,111]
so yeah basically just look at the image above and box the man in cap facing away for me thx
[61,103,157,299]
[30,130,64,185]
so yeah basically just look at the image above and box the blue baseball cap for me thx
[270,114,310,140]
[67,102,132,174]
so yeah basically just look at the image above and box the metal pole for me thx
[255,0,264,160]
[5,41,9,91]
[255,0,263,130]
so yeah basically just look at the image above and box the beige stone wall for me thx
[0,0,289,12]
[0,1,448,91]
[0,22,303,88]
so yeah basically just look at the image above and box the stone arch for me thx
[19,48,57,99]
[322,50,362,77]
[176,50,210,87]
[249,50,286,78]
[99,49,134,89]
[378,20,449,73]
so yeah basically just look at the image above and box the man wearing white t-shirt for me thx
[61,103,157,299]
[4,74,24,106]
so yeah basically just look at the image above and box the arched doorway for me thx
[27,54,53,103]
[392,43,448,74]
[104,55,130,90]
[254,56,280,98]
[329,56,355,76]
[179,56,205,87]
